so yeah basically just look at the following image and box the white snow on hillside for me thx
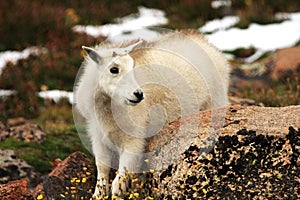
[199,16,240,33]
[0,47,46,75]
[38,90,74,104]
[73,6,168,41]
[0,90,15,99]
[202,12,300,62]
[211,0,232,9]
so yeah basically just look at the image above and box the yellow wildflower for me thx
[86,172,91,176]
[131,178,138,183]
[129,193,134,199]
[70,178,77,183]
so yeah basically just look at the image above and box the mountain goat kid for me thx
[75,30,230,198]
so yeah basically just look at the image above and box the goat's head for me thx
[82,40,144,106]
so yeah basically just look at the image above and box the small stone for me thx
[7,117,25,126]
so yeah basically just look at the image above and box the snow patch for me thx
[73,6,168,41]
[211,0,232,9]
[0,47,47,75]
[38,90,74,104]
[0,90,15,99]
[199,16,240,33]
[0,89,74,104]
[202,12,300,62]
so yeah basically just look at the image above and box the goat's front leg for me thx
[112,140,144,196]
[92,143,112,199]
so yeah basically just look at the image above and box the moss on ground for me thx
[0,130,91,174]
[0,105,92,174]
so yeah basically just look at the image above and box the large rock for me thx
[147,105,300,199]
[231,46,300,91]
[0,149,39,186]
[0,152,96,199]
[265,46,300,80]
[0,178,33,200]
[32,151,96,199]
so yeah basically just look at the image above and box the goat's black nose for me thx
[133,89,144,101]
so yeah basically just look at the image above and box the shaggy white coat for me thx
[75,30,230,198]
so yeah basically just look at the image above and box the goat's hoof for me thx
[111,174,127,196]
[92,178,108,199]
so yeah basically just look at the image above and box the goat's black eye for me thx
[110,67,119,74]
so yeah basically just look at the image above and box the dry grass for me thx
[234,76,300,107]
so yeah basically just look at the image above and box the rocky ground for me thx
[0,117,46,143]
[0,103,299,199]
[0,149,39,186]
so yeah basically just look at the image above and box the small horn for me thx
[124,39,144,53]
[112,51,118,57]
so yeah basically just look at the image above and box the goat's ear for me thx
[124,39,144,53]
[82,46,102,64]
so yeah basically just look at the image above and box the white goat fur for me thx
[75,30,230,197]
